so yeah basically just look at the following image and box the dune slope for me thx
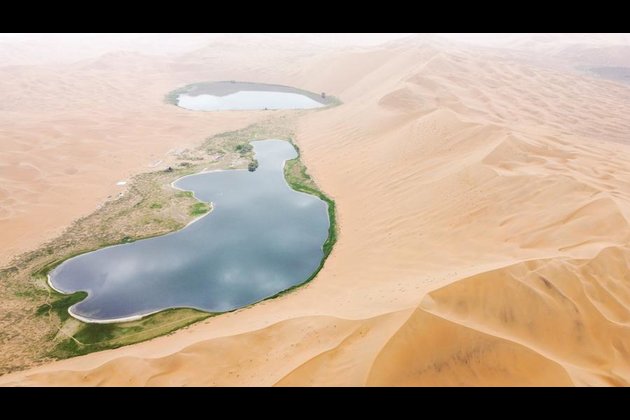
[2,38,630,386]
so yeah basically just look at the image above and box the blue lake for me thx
[49,140,330,322]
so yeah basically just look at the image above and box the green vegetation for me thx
[0,113,341,372]
[189,202,210,216]
[36,291,88,322]
[0,118,264,371]
[248,160,259,172]
[0,117,298,368]
[235,143,253,154]
[271,139,338,298]
[50,308,212,359]
[175,190,193,199]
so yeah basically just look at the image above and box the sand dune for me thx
[2,35,630,386]
[0,59,268,265]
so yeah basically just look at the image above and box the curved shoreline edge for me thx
[0,107,343,370]
[67,307,155,324]
[165,80,340,110]
[275,138,337,297]
[45,139,337,325]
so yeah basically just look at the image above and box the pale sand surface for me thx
[2,35,630,386]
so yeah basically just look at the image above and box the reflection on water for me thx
[177,91,325,111]
[50,140,330,322]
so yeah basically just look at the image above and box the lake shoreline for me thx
[165,80,335,107]
[53,140,331,323]
[0,113,339,374]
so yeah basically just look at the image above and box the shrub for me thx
[235,143,253,155]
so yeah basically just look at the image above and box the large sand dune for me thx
[2,35,630,386]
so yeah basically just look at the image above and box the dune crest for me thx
[2,35,630,386]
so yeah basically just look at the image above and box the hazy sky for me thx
[2,34,630,67]
[0,33,413,46]
[3,33,629,48]
[437,33,523,46]
[437,33,630,46]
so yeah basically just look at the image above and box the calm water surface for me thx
[50,140,330,322]
[177,91,325,111]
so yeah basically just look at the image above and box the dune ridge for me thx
[2,36,630,386]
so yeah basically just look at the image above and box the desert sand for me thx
[2,34,630,386]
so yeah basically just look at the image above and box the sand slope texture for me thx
[2,35,630,386]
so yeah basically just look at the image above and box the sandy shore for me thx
[2,35,630,386]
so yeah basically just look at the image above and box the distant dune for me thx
[2,34,630,386]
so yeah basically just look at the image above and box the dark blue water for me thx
[49,140,330,322]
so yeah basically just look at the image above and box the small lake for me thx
[172,81,328,111]
[178,91,325,111]
[49,140,330,322]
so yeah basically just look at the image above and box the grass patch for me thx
[235,143,253,155]
[36,291,88,322]
[175,191,193,199]
[13,288,44,300]
[50,308,212,359]
[189,202,210,216]
[267,138,338,298]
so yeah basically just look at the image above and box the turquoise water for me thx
[49,140,330,322]
[177,90,325,111]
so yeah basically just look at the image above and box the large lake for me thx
[49,140,330,322]
[177,91,325,111]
